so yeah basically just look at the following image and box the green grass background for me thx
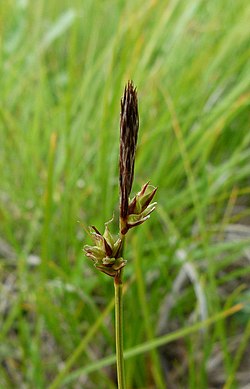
[1,0,250,388]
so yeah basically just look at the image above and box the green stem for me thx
[114,270,126,389]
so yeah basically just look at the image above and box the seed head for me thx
[84,224,126,277]
[119,81,139,219]
[121,182,157,234]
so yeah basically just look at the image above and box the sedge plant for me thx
[84,81,157,389]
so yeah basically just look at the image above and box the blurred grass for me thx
[0,0,250,388]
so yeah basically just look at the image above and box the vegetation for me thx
[1,1,250,388]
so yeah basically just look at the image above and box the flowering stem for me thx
[83,81,157,388]
[114,270,126,389]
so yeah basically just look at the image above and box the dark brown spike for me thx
[119,81,139,219]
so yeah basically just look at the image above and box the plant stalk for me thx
[114,270,126,389]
